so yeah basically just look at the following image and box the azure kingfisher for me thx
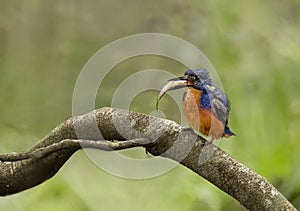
[156,68,235,143]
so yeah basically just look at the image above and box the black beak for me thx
[167,75,187,81]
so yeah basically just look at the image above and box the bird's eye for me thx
[188,75,197,81]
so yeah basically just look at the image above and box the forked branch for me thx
[0,107,296,210]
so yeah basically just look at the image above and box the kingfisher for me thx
[156,68,235,143]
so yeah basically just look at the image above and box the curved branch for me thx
[0,107,296,210]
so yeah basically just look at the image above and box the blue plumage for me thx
[186,69,230,109]
[183,68,235,137]
[157,68,236,141]
[199,89,212,109]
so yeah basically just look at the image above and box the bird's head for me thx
[156,68,212,109]
[183,68,212,84]
[168,68,212,90]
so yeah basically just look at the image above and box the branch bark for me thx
[0,107,296,210]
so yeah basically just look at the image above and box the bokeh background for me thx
[1,0,300,210]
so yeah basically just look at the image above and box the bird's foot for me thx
[204,137,215,146]
[181,127,195,133]
[204,139,213,146]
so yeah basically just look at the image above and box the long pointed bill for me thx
[156,80,187,110]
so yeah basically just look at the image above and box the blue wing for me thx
[201,84,230,125]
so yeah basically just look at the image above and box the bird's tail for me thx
[223,126,236,137]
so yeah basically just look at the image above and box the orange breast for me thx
[183,88,224,140]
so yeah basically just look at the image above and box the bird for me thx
[156,68,235,143]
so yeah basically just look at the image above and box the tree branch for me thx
[0,138,150,161]
[0,107,296,210]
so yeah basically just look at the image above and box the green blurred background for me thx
[1,0,300,210]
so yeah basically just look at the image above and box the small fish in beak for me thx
[156,79,187,110]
